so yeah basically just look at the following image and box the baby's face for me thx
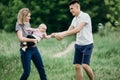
[39,26,47,32]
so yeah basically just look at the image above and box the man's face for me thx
[69,3,79,16]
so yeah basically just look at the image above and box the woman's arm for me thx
[16,30,37,44]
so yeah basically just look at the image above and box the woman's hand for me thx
[33,39,38,44]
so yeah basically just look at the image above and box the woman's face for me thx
[25,13,31,22]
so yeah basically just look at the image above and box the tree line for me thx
[0,0,120,34]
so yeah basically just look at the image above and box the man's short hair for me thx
[68,0,80,6]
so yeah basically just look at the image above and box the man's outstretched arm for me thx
[55,22,86,40]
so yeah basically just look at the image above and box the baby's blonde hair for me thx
[39,23,47,29]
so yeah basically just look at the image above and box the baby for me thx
[22,23,51,51]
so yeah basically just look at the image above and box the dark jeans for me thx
[20,46,47,80]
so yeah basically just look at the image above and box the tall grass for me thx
[92,32,120,80]
[0,31,120,80]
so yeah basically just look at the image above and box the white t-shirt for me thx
[71,11,93,45]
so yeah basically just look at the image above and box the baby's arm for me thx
[49,33,56,38]
[46,35,51,39]
[42,33,51,39]
[49,33,61,38]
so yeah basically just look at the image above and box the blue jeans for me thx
[20,47,47,80]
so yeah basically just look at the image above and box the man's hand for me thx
[50,33,56,38]
[55,33,64,40]
[50,32,65,40]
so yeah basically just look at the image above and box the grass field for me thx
[0,31,120,80]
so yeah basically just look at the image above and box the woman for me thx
[15,8,47,80]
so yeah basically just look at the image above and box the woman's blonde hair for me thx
[17,8,30,25]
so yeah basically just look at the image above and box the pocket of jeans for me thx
[20,48,26,55]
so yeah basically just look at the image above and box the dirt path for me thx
[53,41,75,58]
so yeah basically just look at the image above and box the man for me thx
[52,0,94,80]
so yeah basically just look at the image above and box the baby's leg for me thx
[22,46,28,51]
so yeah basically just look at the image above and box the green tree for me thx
[0,0,120,33]
[104,0,120,27]
[24,0,71,34]
[0,0,25,32]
